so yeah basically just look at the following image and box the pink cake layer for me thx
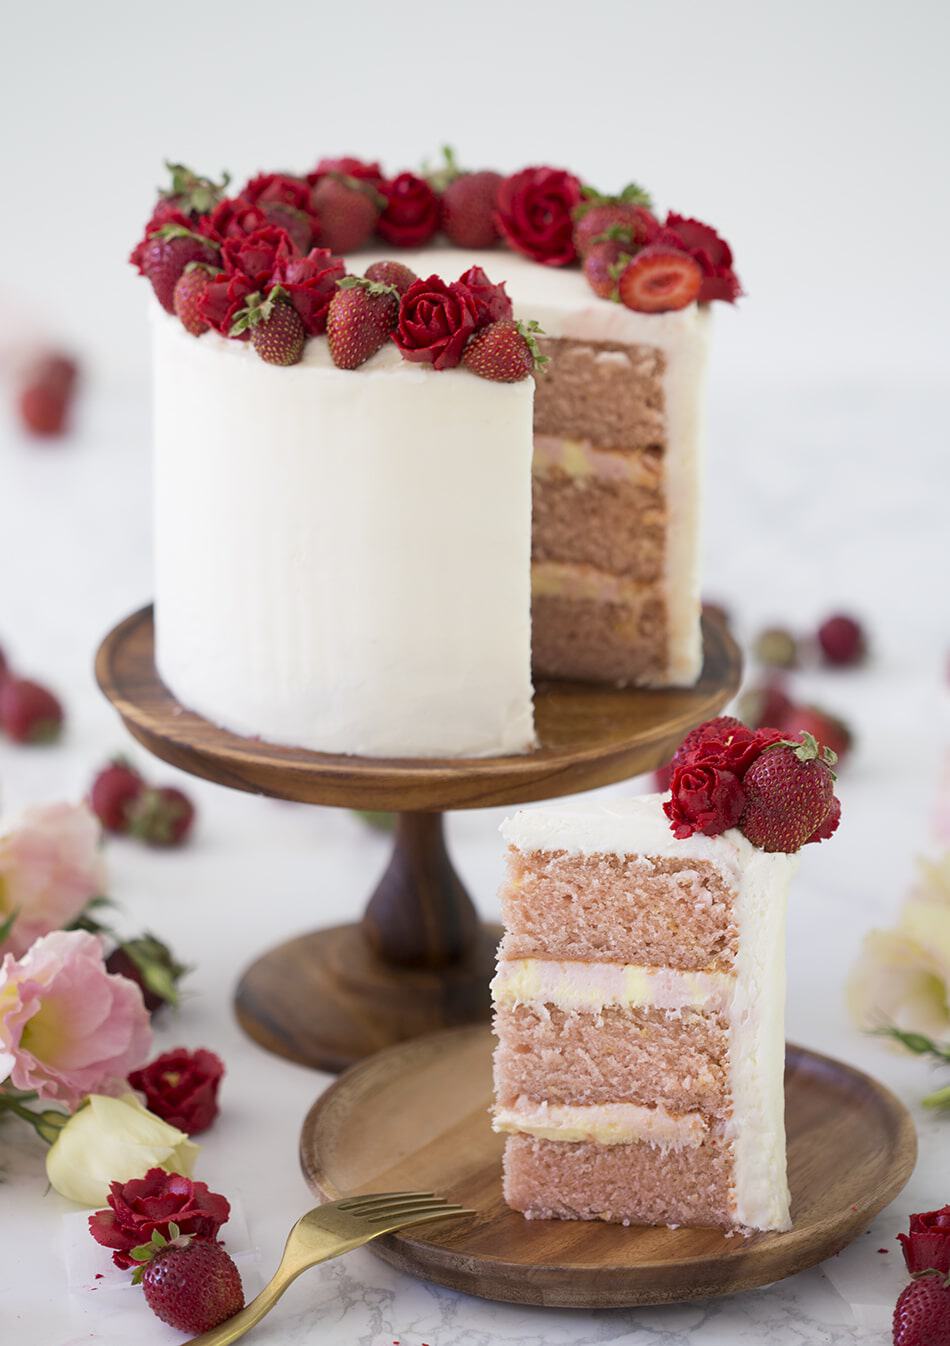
[500,850,738,971]
[531,591,666,686]
[532,461,665,580]
[493,1003,729,1115]
[503,1133,734,1228]
[534,339,666,452]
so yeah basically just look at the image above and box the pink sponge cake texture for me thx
[491,794,799,1231]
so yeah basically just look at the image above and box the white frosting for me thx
[152,310,536,758]
[362,249,709,687]
[493,1099,708,1149]
[491,958,734,1013]
[497,793,799,1231]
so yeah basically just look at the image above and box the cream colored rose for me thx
[46,1092,199,1207]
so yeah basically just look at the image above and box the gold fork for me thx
[184,1191,474,1345]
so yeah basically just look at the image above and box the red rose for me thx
[241,173,313,211]
[129,1046,224,1134]
[663,763,745,839]
[307,156,384,189]
[88,1168,230,1270]
[392,274,482,370]
[377,172,440,248]
[898,1206,950,1275]
[271,240,345,336]
[457,265,513,325]
[199,226,291,336]
[657,213,742,304]
[207,195,270,242]
[686,725,783,777]
[495,166,583,267]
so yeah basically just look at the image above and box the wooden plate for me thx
[300,1024,917,1308]
[95,606,740,811]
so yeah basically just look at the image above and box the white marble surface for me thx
[0,369,948,1344]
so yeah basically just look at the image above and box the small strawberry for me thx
[582,237,632,300]
[430,148,503,249]
[893,1270,950,1346]
[310,173,383,252]
[617,244,702,313]
[780,704,853,764]
[739,732,839,853]
[17,353,80,438]
[326,276,399,369]
[159,162,230,219]
[230,288,306,366]
[0,677,63,744]
[737,679,796,730]
[364,260,417,294]
[89,759,146,832]
[573,185,656,258]
[754,625,799,669]
[462,319,548,383]
[131,1227,243,1334]
[106,933,189,1013]
[817,613,867,667]
[129,786,195,847]
[173,263,219,336]
[141,224,219,314]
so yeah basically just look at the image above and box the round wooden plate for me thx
[300,1024,917,1308]
[95,606,741,811]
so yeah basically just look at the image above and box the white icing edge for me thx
[493,1099,708,1149]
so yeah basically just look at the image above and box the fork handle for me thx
[182,1257,307,1346]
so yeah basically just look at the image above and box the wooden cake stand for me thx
[96,605,741,1073]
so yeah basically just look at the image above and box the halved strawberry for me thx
[617,245,702,313]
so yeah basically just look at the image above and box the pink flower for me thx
[0,803,105,957]
[0,930,152,1108]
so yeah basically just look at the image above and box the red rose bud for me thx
[129,786,195,847]
[88,1168,230,1269]
[653,761,673,793]
[207,194,269,242]
[129,1047,224,1135]
[671,716,747,770]
[393,274,481,370]
[655,213,742,304]
[0,676,63,743]
[817,613,867,667]
[241,172,312,212]
[90,759,146,832]
[271,241,346,336]
[663,763,745,839]
[495,166,583,267]
[105,933,189,1013]
[898,1206,950,1275]
[456,265,513,325]
[686,724,783,777]
[377,172,440,248]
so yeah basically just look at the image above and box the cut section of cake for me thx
[492,793,800,1230]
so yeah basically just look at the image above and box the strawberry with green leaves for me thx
[462,319,548,383]
[327,276,400,369]
[230,287,306,366]
[140,224,220,314]
[173,262,220,336]
[573,183,657,258]
[739,732,840,852]
[130,1225,244,1335]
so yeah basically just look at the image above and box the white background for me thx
[1,3,950,1343]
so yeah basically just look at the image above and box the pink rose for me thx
[0,929,152,1108]
[0,803,105,957]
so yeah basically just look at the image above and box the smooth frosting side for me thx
[491,958,734,1013]
[152,308,536,758]
[493,1099,709,1149]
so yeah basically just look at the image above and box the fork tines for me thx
[336,1191,471,1223]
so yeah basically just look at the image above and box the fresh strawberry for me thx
[582,238,632,300]
[817,613,867,667]
[806,794,840,844]
[326,276,399,369]
[159,162,230,219]
[141,225,219,313]
[106,934,189,1013]
[754,626,799,669]
[363,260,417,294]
[739,733,838,852]
[738,680,796,729]
[259,200,315,254]
[0,677,63,744]
[436,151,503,249]
[310,173,382,252]
[132,1228,243,1334]
[230,288,306,366]
[17,353,79,437]
[779,704,853,764]
[573,185,656,258]
[617,244,702,313]
[90,759,146,832]
[462,319,548,383]
[173,263,219,336]
[893,1271,950,1346]
[129,786,195,847]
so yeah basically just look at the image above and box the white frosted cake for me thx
[132,156,739,758]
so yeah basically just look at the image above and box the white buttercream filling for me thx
[493,1099,708,1149]
[491,958,734,1013]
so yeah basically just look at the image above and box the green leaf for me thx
[874,1025,950,1062]
[167,1222,180,1242]
[923,1084,950,1109]
[130,1243,154,1262]
[0,909,18,946]
[337,276,399,299]
[618,181,653,208]
[515,319,549,373]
